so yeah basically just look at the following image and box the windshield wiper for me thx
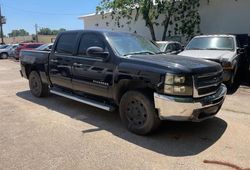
[155,52,166,54]
[187,48,204,50]
[204,48,222,50]
[123,51,156,56]
[204,48,232,51]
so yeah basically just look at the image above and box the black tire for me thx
[119,91,161,135]
[226,65,240,93]
[29,71,49,97]
[0,53,8,59]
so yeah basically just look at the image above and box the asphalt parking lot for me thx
[0,59,249,170]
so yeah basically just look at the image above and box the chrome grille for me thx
[193,71,223,98]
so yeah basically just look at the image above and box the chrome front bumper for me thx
[154,84,227,121]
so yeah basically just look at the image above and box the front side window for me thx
[56,33,78,54]
[166,44,175,52]
[186,37,234,51]
[78,34,106,57]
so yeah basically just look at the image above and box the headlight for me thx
[164,74,193,96]
[221,59,233,69]
[222,61,232,67]
[165,75,186,84]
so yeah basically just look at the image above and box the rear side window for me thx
[56,33,78,54]
[78,34,106,56]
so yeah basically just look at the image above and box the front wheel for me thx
[0,53,8,59]
[226,65,240,93]
[29,71,49,97]
[119,91,161,135]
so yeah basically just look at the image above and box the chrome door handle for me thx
[73,63,83,67]
[50,59,58,63]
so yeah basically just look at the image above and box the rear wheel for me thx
[0,53,8,59]
[29,71,49,97]
[119,91,161,135]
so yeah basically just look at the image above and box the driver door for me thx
[72,33,114,99]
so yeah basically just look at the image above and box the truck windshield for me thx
[186,37,235,51]
[106,32,161,56]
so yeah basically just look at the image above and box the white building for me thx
[79,0,250,41]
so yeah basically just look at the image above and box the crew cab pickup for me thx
[179,34,248,90]
[20,30,227,135]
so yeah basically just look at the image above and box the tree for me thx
[51,28,66,35]
[97,0,200,41]
[38,28,52,35]
[38,28,66,35]
[8,29,29,37]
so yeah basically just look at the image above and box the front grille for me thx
[194,71,223,97]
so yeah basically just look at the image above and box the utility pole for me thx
[35,24,38,42]
[0,5,5,44]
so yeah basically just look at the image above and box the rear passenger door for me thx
[72,33,114,99]
[49,32,79,89]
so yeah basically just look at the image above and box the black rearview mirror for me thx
[237,47,244,54]
[86,46,109,61]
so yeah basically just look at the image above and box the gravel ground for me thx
[0,59,249,170]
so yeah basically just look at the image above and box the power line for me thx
[2,4,84,16]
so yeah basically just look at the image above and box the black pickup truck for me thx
[20,30,227,135]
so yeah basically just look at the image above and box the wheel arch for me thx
[0,52,9,58]
[114,79,155,105]
[24,64,49,84]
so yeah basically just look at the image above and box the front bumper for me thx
[154,84,227,121]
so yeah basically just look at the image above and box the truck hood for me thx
[178,50,235,61]
[126,54,222,75]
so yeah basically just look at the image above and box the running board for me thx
[50,90,115,112]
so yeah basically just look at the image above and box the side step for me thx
[50,90,115,112]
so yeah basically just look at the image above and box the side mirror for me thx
[86,46,109,61]
[237,47,244,54]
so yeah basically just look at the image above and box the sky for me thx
[0,0,100,35]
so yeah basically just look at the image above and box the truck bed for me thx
[20,50,50,65]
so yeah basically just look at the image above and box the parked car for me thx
[35,43,53,51]
[9,44,19,57]
[14,43,43,60]
[20,30,226,135]
[0,44,19,59]
[179,34,248,90]
[156,41,183,54]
